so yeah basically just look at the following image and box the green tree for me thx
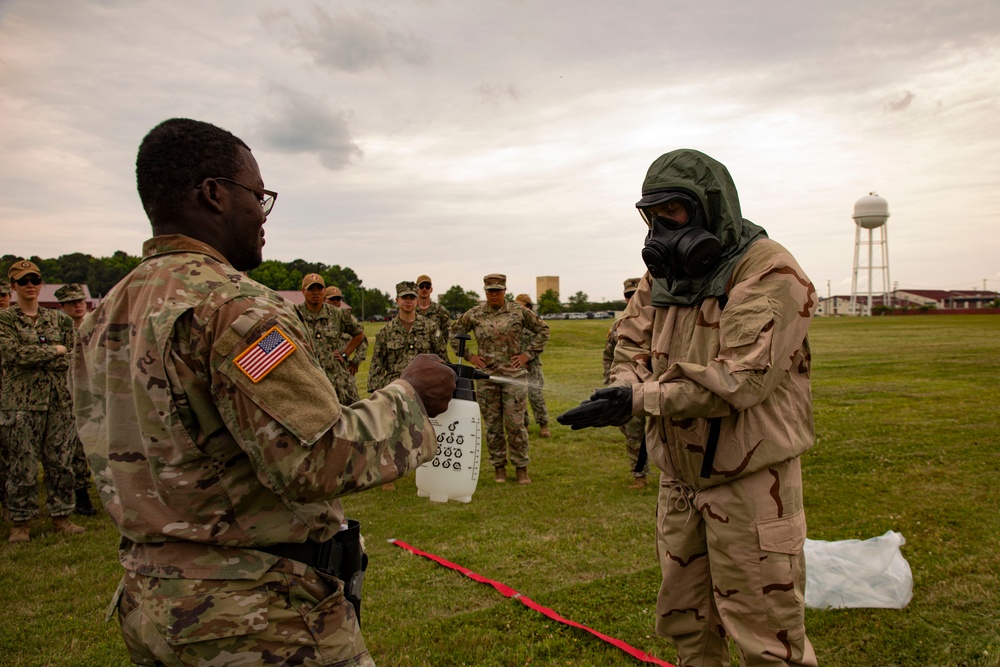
[538,289,561,315]
[439,285,480,316]
[567,290,589,312]
[249,260,299,291]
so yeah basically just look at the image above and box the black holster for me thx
[257,518,368,625]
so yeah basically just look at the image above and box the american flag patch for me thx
[234,326,297,383]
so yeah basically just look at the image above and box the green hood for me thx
[641,149,767,306]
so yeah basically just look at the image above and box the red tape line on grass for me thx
[389,538,675,667]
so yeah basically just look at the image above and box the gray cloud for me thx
[268,4,430,73]
[886,90,915,112]
[257,86,363,171]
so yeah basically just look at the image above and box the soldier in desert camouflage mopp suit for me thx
[560,149,818,667]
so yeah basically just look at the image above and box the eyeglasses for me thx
[15,276,42,286]
[624,291,636,300]
[327,296,343,302]
[418,283,432,289]
[209,177,277,216]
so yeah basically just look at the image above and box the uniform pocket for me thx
[757,510,807,630]
[162,589,271,645]
[757,510,806,555]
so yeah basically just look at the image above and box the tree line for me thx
[3,252,629,317]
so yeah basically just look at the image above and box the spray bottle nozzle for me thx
[445,333,489,399]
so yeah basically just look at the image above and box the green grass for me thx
[2,316,998,666]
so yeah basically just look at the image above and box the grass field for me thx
[2,315,998,666]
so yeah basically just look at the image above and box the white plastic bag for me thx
[804,530,913,609]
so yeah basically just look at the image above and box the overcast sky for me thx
[2,0,998,301]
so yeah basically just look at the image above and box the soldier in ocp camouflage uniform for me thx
[72,118,456,667]
[0,279,11,518]
[602,278,649,489]
[368,281,450,393]
[54,283,98,516]
[450,274,549,484]
[415,274,451,356]
[513,294,550,437]
[1,260,85,542]
[297,274,367,405]
[560,149,817,666]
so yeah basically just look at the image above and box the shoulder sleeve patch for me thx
[234,326,297,383]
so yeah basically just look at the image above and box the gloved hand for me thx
[556,386,633,430]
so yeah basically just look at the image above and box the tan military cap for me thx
[325,285,343,298]
[8,259,41,281]
[416,275,432,286]
[301,273,325,289]
[514,293,532,306]
[483,273,506,291]
[623,277,641,293]
[396,281,419,298]
[54,283,86,303]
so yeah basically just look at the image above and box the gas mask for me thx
[638,193,722,280]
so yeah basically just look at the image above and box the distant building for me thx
[817,289,999,316]
[536,276,559,303]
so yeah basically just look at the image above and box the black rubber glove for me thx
[556,386,633,430]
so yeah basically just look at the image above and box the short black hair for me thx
[136,118,250,222]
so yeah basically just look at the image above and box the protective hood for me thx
[639,149,767,306]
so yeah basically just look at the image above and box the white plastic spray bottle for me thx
[416,334,489,503]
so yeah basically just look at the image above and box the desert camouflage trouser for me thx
[655,459,817,667]
[525,360,549,426]
[622,416,648,477]
[4,408,76,522]
[115,559,373,667]
[477,378,529,468]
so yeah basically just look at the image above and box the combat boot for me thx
[8,522,30,543]
[75,488,98,516]
[539,424,551,438]
[516,467,532,485]
[53,517,86,535]
[628,476,648,490]
[494,466,507,483]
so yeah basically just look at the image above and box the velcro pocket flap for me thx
[721,293,773,349]
[757,509,806,555]
[164,591,270,645]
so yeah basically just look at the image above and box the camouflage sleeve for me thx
[0,310,66,370]
[617,240,816,420]
[344,312,365,338]
[522,309,550,360]
[448,310,475,359]
[366,326,390,393]
[209,300,436,499]
[432,323,450,360]
[350,334,368,363]
[602,321,617,385]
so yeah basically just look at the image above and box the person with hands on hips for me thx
[558,149,818,667]
[450,274,549,484]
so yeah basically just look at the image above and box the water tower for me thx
[850,192,891,316]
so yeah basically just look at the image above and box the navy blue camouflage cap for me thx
[395,280,419,298]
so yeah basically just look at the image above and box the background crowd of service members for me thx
[0,262,644,542]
